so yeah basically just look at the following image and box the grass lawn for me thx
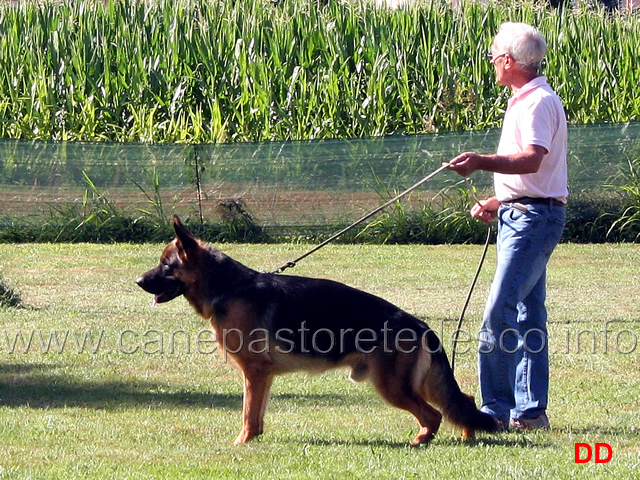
[0,242,638,479]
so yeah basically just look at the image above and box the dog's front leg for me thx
[235,362,274,444]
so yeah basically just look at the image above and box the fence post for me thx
[193,144,204,225]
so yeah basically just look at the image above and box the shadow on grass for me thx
[279,433,548,449]
[557,425,639,437]
[436,434,554,449]
[0,364,240,410]
[299,437,411,449]
[0,363,366,411]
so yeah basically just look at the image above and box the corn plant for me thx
[0,0,638,143]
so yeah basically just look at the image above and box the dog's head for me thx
[136,215,201,306]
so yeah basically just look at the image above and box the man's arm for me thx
[446,144,547,177]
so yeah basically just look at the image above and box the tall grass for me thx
[0,272,23,308]
[604,157,640,241]
[0,0,638,143]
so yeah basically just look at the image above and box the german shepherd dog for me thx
[137,216,498,445]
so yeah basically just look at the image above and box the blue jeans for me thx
[478,202,566,423]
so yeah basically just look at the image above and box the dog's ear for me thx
[173,215,200,260]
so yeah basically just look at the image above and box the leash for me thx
[268,163,492,374]
[450,177,492,374]
[269,162,453,274]
[450,224,492,374]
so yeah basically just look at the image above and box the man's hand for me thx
[470,197,501,225]
[446,151,482,177]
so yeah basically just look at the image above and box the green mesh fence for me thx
[1,122,639,231]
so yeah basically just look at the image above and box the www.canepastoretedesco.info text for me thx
[1,320,637,357]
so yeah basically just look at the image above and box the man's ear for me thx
[503,54,516,70]
[173,215,200,260]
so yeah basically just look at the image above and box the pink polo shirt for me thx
[494,76,569,203]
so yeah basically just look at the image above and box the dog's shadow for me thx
[0,363,240,410]
[0,363,362,411]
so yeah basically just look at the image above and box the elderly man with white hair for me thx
[447,22,568,431]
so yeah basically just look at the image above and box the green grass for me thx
[0,273,23,309]
[0,242,639,479]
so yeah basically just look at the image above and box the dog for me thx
[137,215,498,445]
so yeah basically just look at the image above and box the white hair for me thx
[493,23,547,73]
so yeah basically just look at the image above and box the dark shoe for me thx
[509,413,550,431]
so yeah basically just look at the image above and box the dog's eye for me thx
[162,264,172,275]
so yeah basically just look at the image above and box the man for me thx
[447,22,568,431]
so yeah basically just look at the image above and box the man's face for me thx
[489,43,510,87]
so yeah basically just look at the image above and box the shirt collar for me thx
[513,76,548,99]
[507,76,548,110]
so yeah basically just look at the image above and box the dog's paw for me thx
[461,428,476,440]
[234,428,262,445]
[410,427,435,446]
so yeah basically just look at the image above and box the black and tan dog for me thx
[137,215,498,445]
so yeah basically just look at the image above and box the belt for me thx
[503,197,566,208]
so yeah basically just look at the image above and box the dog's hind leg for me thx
[376,385,443,445]
[371,361,443,446]
[235,361,274,445]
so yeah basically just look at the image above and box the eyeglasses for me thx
[487,52,508,63]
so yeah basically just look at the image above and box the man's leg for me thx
[512,272,549,422]
[478,204,564,424]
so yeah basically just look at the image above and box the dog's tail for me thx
[419,333,500,436]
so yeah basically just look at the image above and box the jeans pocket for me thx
[507,206,528,221]
[502,205,535,233]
